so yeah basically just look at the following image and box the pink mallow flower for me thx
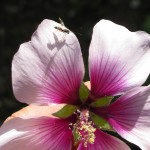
[0,19,150,150]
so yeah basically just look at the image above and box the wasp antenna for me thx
[59,17,65,26]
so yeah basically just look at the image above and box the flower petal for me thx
[77,129,130,150]
[0,106,73,150]
[106,86,150,150]
[12,19,84,104]
[89,19,150,97]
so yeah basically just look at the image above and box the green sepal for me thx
[90,112,114,131]
[90,96,113,107]
[73,128,80,146]
[79,82,90,103]
[52,104,78,119]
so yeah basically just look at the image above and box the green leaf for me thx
[90,112,114,131]
[90,96,113,107]
[79,82,90,103]
[52,104,78,119]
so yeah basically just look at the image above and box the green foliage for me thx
[79,82,90,103]
[52,104,78,118]
[90,96,113,107]
[90,112,114,131]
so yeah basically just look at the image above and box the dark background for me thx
[0,0,150,149]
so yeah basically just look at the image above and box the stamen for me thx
[73,110,96,147]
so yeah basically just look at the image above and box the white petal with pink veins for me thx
[107,86,150,150]
[0,106,73,150]
[89,19,150,97]
[12,19,84,105]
